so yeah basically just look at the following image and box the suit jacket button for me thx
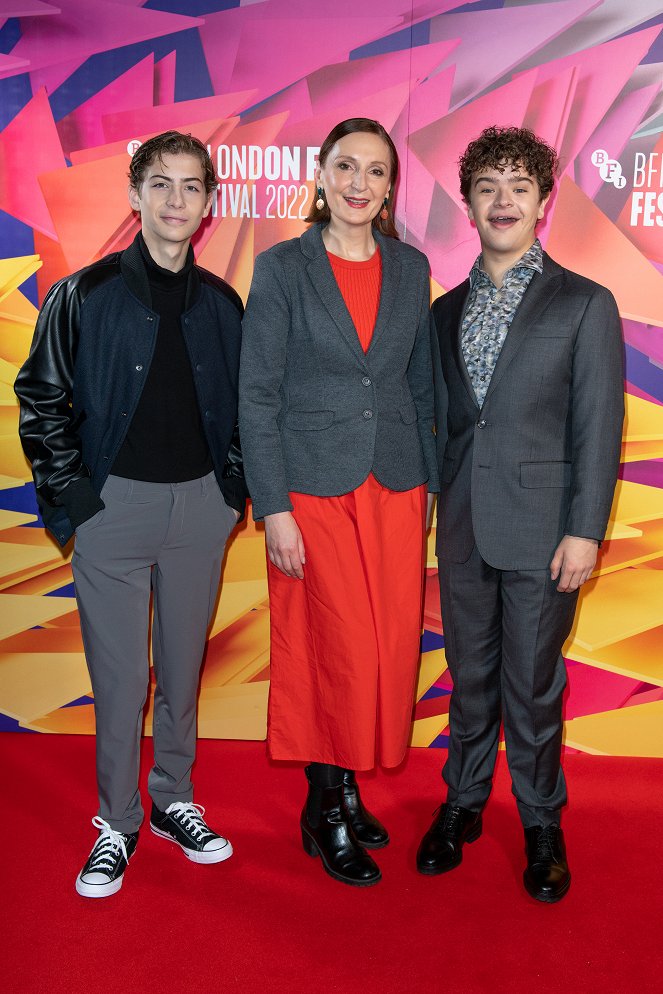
[135,364,143,371]
[362,376,371,387]
[363,409,373,419]
[477,419,487,429]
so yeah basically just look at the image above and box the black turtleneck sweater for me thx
[111,235,214,482]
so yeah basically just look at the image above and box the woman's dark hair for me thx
[305,118,399,238]
[129,131,217,195]
[459,126,558,203]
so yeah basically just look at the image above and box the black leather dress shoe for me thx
[342,771,389,849]
[416,803,482,875]
[523,824,571,903]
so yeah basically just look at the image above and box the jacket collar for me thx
[119,231,201,311]
[300,223,401,364]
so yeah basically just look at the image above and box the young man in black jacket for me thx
[15,131,246,898]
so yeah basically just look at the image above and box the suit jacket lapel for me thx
[482,255,563,405]
[447,280,478,409]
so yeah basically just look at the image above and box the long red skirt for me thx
[266,474,427,770]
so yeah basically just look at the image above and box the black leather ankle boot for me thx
[342,770,389,849]
[301,766,381,886]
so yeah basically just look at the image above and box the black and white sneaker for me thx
[75,816,138,898]
[150,801,233,864]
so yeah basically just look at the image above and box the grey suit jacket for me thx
[239,223,438,519]
[431,252,624,570]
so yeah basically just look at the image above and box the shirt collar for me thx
[469,238,543,289]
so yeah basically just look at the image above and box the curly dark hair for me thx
[128,131,217,195]
[305,118,399,239]
[459,126,558,203]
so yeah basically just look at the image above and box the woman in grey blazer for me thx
[239,118,438,887]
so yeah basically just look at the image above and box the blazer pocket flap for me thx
[284,409,334,431]
[528,323,573,339]
[399,401,418,425]
[520,461,571,488]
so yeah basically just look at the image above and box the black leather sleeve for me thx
[221,420,249,520]
[14,278,94,507]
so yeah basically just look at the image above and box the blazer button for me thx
[363,409,373,419]
[477,419,487,429]
[362,376,371,387]
[135,364,143,371]
[196,364,203,372]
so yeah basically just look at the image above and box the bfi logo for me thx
[590,149,626,189]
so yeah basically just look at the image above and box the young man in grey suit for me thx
[16,132,246,897]
[418,126,624,902]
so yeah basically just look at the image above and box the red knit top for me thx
[328,249,382,352]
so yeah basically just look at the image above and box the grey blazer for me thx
[239,224,438,519]
[431,252,624,570]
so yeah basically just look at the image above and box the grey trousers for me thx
[439,544,579,828]
[71,472,236,834]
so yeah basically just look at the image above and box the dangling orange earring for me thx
[380,197,389,221]
[316,187,325,211]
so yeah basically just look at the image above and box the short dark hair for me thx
[305,118,399,239]
[128,131,217,195]
[459,126,558,203]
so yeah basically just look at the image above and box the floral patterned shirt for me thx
[461,239,543,407]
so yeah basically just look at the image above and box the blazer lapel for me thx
[482,257,563,405]
[366,232,400,356]
[302,225,368,367]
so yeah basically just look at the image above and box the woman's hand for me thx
[264,511,306,579]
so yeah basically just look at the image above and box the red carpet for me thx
[3,735,662,994]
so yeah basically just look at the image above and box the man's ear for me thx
[537,193,551,221]
[202,191,213,219]
[467,203,474,222]
[128,184,141,212]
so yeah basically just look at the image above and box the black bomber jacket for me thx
[15,233,247,546]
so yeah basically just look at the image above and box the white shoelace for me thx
[165,801,214,841]
[86,816,129,872]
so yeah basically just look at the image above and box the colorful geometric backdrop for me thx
[1,1,662,756]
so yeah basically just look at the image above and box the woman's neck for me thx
[322,219,378,261]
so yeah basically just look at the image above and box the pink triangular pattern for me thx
[56,55,156,156]
[576,84,661,200]
[101,91,257,145]
[429,0,600,109]
[408,71,537,211]
[519,27,662,174]
[0,87,65,237]
[154,52,176,107]
[306,39,459,116]
[10,0,203,91]
[392,66,456,242]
